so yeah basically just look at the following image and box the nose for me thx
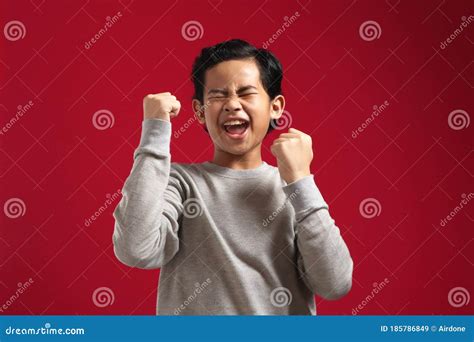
[223,96,242,113]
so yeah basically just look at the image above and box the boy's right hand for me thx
[143,92,181,121]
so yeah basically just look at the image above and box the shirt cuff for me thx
[134,118,172,159]
[282,175,328,214]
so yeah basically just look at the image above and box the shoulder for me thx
[171,161,282,183]
[264,163,290,187]
[171,161,204,173]
[170,162,208,182]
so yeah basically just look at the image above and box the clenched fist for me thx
[143,92,181,121]
[270,128,313,184]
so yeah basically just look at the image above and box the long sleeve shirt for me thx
[112,118,353,315]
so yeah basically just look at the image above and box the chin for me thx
[222,146,251,156]
[224,139,263,157]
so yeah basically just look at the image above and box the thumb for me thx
[288,127,303,134]
[169,100,181,117]
[270,142,278,156]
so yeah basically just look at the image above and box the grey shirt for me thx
[112,118,353,315]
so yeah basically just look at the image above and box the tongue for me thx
[226,124,246,135]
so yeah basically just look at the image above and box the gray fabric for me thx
[113,118,353,315]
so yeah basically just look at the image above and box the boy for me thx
[112,39,353,315]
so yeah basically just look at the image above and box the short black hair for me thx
[191,39,283,133]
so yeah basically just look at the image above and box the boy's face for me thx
[193,59,284,156]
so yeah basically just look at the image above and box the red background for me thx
[1,0,472,315]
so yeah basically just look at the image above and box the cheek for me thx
[203,111,225,140]
[204,106,221,125]
[246,103,271,126]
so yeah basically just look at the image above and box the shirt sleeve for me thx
[282,175,354,300]
[112,118,184,269]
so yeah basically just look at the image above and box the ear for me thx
[192,99,206,124]
[270,95,285,121]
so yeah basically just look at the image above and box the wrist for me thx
[282,175,328,213]
[134,119,172,159]
[144,112,170,121]
[284,169,311,184]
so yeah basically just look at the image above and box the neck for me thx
[211,145,263,170]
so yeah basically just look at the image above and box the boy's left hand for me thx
[270,128,314,184]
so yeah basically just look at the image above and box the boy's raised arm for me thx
[272,127,353,300]
[112,93,184,269]
[283,176,353,300]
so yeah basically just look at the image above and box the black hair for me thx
[191,39,283,133]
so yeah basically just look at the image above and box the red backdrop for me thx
[1,0,472,315]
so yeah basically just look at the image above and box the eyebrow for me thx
[207,85,258,95]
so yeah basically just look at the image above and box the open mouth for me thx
[222,120,250,139]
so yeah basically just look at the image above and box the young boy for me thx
[112,39,353,315]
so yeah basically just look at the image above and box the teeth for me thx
[223,120,247,126]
